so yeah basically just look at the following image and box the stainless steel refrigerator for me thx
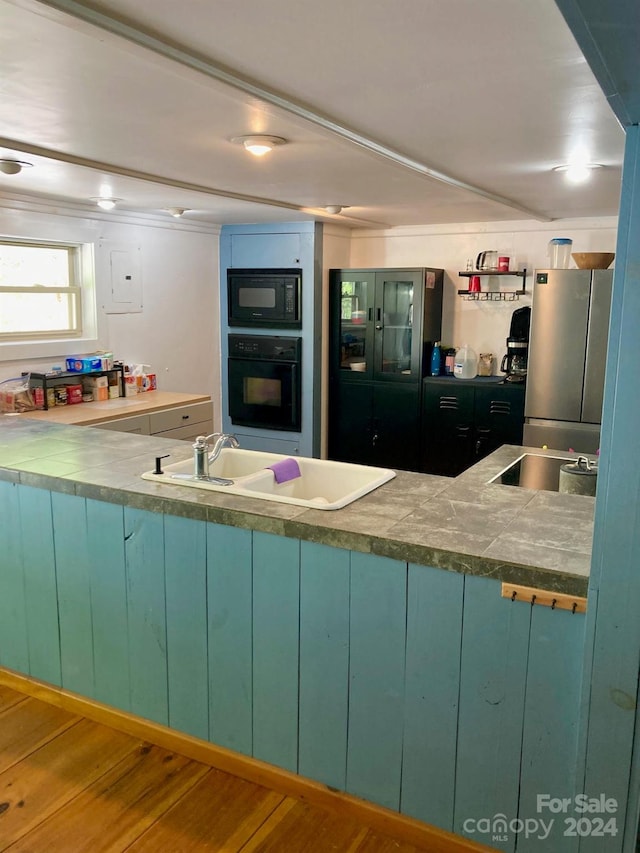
[523,268,613,454]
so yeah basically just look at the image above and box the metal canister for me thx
[558,456,598,497]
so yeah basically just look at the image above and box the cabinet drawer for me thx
[92,414,151,434]
[153,421,214,442]
[148,402,212,434]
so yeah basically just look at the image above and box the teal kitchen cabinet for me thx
[0,478,587,852]
[422,377,525,476]
[329,267,443,471]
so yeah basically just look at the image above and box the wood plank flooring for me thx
[0,686,430,852]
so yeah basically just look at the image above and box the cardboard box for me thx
[66,356,102,372]
[65,384,83,404]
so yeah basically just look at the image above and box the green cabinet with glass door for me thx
[328,268,443,471]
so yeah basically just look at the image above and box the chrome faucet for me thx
[189,432,239,484]
[207,432,240,464]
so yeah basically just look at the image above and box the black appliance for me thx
[500,306,531,383]
[227,334,301,431]
[227,268,302,328]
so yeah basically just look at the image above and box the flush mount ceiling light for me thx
[166,207,188,218]
[232,135,287,157]
[91,197,120,210]
[553,163,603,184]
[0,159,33,175]
[324,205,350,215]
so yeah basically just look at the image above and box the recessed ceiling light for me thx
[91,197,121,210]
[0,159,33,175]
[231,135,287,157]
[553,163,602,184]
[166,207,188,218]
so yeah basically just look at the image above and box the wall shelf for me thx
[458,268,527,301]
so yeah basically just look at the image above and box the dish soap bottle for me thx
[454,344,477,379]
[430,341,442,376]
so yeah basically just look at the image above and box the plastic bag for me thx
[0,375,36,413]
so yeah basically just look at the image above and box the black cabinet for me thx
[329,267,443,471]
[422,377,525,477]
[331,381,421,470]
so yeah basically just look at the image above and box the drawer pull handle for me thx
[182,415,189,420]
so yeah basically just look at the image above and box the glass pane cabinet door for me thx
[339,277,372,373]
[379,276,415,376]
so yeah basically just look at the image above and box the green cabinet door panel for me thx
[207,522,253,756]
[124,507,168,726]
[252,531,300,772]
[298,541,350,790]
[18,485,60,686]
[0,481,29,674]
[86,499,129,710]
[401,563,464,829]
[454,574,531,853]
[347,552,407,811]
[52,491,95,697]
[516,604,585,853]
[164,514,209,740]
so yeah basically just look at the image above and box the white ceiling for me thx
[0,0,625,228]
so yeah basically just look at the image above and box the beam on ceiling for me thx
[25,0,551,222]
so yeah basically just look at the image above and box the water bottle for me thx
[430,341,442,376]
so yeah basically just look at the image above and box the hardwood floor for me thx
[0,685,429,852]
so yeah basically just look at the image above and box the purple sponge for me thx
[267,458,301,484]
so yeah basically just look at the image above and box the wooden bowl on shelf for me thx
[571,252,615,269]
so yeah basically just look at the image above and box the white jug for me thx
[454,344,477,379]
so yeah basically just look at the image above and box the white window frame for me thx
[0,237,99,363]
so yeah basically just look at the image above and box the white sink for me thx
[141,448,395,510]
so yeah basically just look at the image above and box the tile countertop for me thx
[0,417,594,597]
[19,390,211,425]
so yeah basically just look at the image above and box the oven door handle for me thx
[290,363,299,418]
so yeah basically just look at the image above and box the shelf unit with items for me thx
[457,269,527,301]
[328,267,444,471]
[24,365,125,410]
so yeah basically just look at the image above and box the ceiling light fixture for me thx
[0,159,33,175]
[324,205,347,215]
[553,163,602,184]
[232,135,287,157]
[91,197,120,210]
[166,207,188,218]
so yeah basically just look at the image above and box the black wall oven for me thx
[228,334,302,432]
[227,268,302,328]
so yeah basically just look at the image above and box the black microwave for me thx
[227,268,302,328]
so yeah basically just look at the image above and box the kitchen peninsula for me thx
[0,416,592,851]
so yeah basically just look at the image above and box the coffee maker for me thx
[501,307,530,383]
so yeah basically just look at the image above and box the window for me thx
[0,240,82,341]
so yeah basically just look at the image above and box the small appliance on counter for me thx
[500,306,531,383]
